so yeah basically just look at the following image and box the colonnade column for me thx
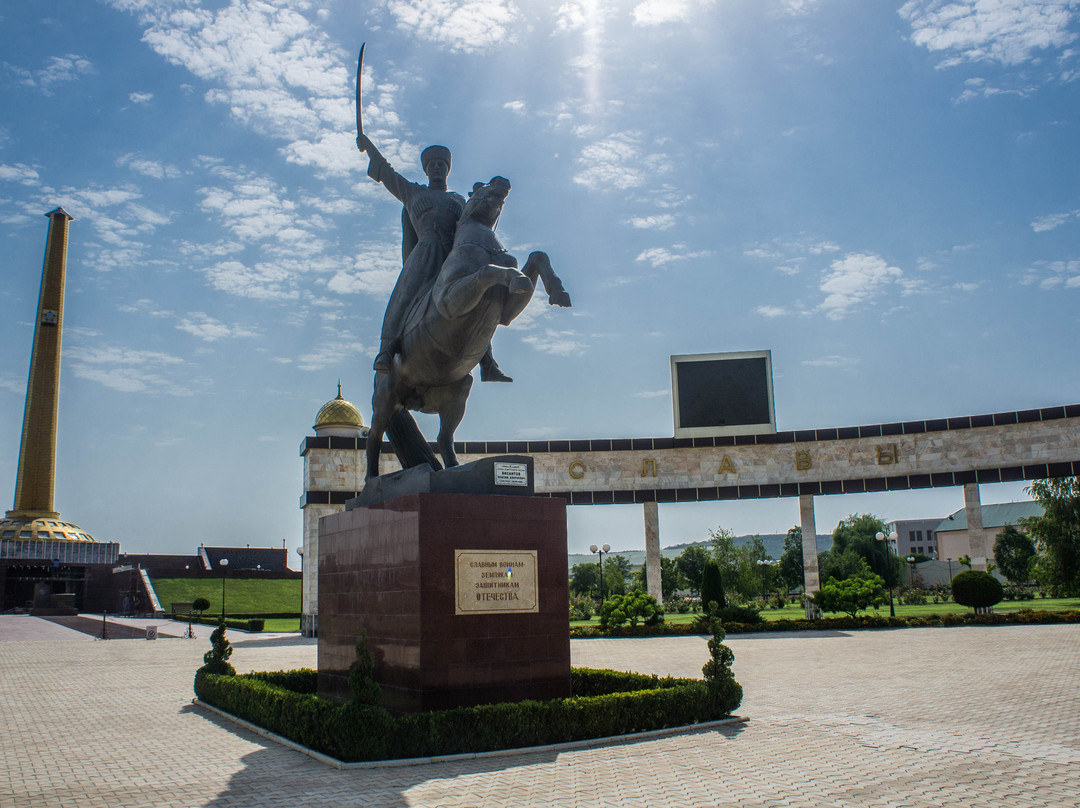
[799,494,822,619]
[643,501,662,603]
[963,483,990,571]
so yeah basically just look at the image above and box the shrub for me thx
[769,591,787,609]
[951,571,1005,610]
[901,588,928,606]
[812,574,886,618]
[199,624,235,676]
[1003,585,1035,601]
[598,591,664,629]
[195,665,742,763]
[568,594,595,621]
[192,597,211,614]
[700,560,726,610]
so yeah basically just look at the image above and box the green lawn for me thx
[570,597,1080,627]
[151,577,301,617]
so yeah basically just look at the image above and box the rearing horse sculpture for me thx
[366,176,571,479]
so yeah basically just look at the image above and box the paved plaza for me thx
[1,616,1078,808]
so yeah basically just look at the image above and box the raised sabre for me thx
[355,42,366,151]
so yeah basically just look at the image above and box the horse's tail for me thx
[386,410,443,471]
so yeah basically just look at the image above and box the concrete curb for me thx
[192,698,747,770]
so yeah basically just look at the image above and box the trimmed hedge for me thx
[183,616,265,632]
[194,666,742,763]
[568,608,1080,638]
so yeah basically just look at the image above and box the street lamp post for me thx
[296,546,304,617]
[219,558,229,623]
[875,531,898,617]
[589,543,610,605]
[906,555,917,588]
[756,558,777,602]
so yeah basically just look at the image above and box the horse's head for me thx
[461,176,511,229]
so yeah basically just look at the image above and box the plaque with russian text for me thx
[455,550,539,615]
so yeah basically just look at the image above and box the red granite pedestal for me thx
[317,492,571,713]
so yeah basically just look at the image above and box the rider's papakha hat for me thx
[421,145,452,173]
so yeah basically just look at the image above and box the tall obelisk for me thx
[6,208,72,520]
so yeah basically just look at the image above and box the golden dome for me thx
[314,383,366,434]
[0,517,96,543]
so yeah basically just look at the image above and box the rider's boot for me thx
[480,346,512,383]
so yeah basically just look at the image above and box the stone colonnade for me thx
[302,405,1080,631]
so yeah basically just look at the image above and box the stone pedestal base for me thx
[317,492,570,713]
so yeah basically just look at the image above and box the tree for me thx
[993,525,1036,585]
[603,554,631,597]
[812,574,887,619]
[700,560,726,610]
[676,544,709,595]
[1024,477,1080,596]
[951,570,1004,611]
[200,624,235,676]
[192,597,211,615]
[569,563,601,598]
[830,513,899,588]
[817,548,873,584]
[778,525,804,591]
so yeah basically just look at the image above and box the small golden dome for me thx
[314,382,366,435]
[0,517,96,543]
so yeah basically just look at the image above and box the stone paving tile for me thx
[0,622,1077,807]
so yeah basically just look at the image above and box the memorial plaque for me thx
[493,461,528,487]
[455,549,539,615]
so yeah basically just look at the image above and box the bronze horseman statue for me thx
[354,45,571,478]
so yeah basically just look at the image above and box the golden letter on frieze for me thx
[641,458,658,477]
[718,455,736,474]
[795,450,812,470]
[568,460,585,479]
[877,444,899,465]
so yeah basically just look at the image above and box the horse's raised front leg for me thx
[521,251,572,308]
[434,375,472,469]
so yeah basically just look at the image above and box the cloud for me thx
[626,214,675,230]
[503,100,527,115]
[11,53,94,91]
[0,163,40,185]
[802,355,858,368]
[574,132,670,191]
[202,260,301,301]
[634,389,670,398]
[294,338,369,371]
[899,0,1079,67]
[66,344,192,395]
[129,91,154,104]
[326,242,403,298]
[635,244,713,267]
[522,328,589,356]
[1032,209,1080,232]
[1023,258,1080,289]
[953,281,979,291]
[632,0,695,26]
[106,0,374,177]
[755,305,789,318]
[818,253,903,320]
[116,153,181,180]
[383,0,522,53]
[176,312,259,341]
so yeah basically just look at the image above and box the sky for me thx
[2,0,1079,567]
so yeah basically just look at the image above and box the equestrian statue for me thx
[354,46,571,478]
